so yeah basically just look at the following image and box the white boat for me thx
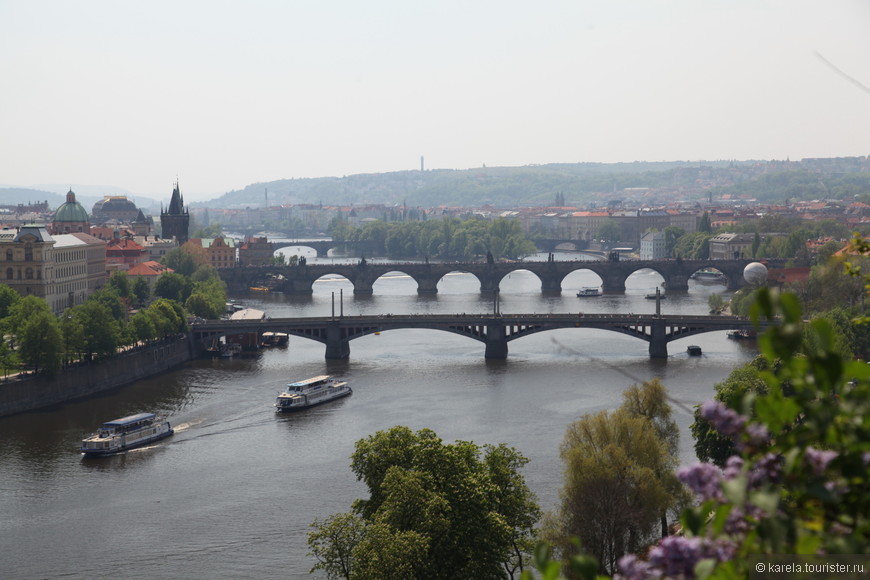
[576,287,602,297]
[80,413,173,456]
[274,375,352,412]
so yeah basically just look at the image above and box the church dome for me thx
[54,189,90,223]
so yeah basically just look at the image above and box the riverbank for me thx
[0,335,194,418]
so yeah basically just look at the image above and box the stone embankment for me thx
[0,336,195,418]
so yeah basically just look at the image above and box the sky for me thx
[1,0,868,202]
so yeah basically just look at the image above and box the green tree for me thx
[751,231,761,258]
[707,293,725,314]
[72,301,121,358]
[546,409,673,575]
[698,211,712,233]
[18,310,63,377]
[60,309,85,365]
[162,247,201,277]
[154,272,193,304]
[0,337,18,378]
[132,276,151,308]
[107,270,131,299]
[7,295,53,347]
[308,513,368,580]
[309,426,540,580]
[672,231,712,259]
[0,284,21,319]
[663,226,685,257]
[596,220,622,245]
[127,309,157,344]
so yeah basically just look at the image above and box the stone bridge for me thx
[189,312,764,360]
[218,258,786,295]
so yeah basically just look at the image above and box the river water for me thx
[0,252,758,579]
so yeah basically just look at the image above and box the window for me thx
[5,250,11,261]
[5,267,11,280]
[24,243,33,261]
[25,268,33,280]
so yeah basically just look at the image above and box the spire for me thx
[168,180,185,215]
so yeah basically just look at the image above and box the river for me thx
[0,252,758,579]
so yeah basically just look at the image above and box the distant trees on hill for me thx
[330,217,537,261]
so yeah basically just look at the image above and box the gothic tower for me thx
[160,181,190,244]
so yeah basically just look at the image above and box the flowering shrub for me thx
[524,288,870,579]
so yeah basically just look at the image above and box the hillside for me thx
[205,159,757,209]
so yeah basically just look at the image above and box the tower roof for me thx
[53,189,90,223]
[167,182,185,215]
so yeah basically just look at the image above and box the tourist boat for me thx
[691,269,727,284]
[727,329,757,340]
[576,287,602,297]
[645,293,667,300]
[79,413,173,456]
[687,345,702,356]
[260,331,289,347]
[274,375,352,412]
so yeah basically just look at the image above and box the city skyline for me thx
[1,0,868,202]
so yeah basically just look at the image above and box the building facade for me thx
[0,225,107,313]
[640,231,668,260]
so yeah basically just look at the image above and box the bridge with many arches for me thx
[218,258,785,295]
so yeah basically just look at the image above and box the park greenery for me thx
[329,216,538,261]
[0,246,227,378]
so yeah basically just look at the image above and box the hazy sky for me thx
[1,0,868,201]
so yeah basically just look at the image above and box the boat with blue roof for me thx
[79,413,173,456]
[274,375,352,412]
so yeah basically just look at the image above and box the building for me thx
[51,189,90,234]
[91,196,141,225]
[0,225,106,313]
[135,235,177,263]
[640,231,668,260]
[126,260,174,293]
[160,182,190,244]
[104,230,148,271]
[708,233,756,260]
[185,237,236,269]
[238,237,274,266]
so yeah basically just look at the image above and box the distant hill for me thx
[204,160,761,209]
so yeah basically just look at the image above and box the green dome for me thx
[54,190,89,223]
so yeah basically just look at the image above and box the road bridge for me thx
[218,258,787,295]
[189,313,763,360]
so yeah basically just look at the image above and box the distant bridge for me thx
[190,312,763,360]
[218,258,787,295]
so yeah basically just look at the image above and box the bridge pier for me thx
[540,273,562,293]
[324,325,350,360]
[484,322,508,359]
[416,275,439,294]
[648,320,668,358]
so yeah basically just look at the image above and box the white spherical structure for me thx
[743,262,768,286]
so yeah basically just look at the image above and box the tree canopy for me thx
[308,426,540,579]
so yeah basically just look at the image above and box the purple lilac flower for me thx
[740,422,770,450]
[677,462,723,502]
[723,455,744,480]
[700,401,746,437]
[615,554,656,580]
[749,453,782,488]
[648,536,703,578]
[804,447,838,476]
[703,538,738,562]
